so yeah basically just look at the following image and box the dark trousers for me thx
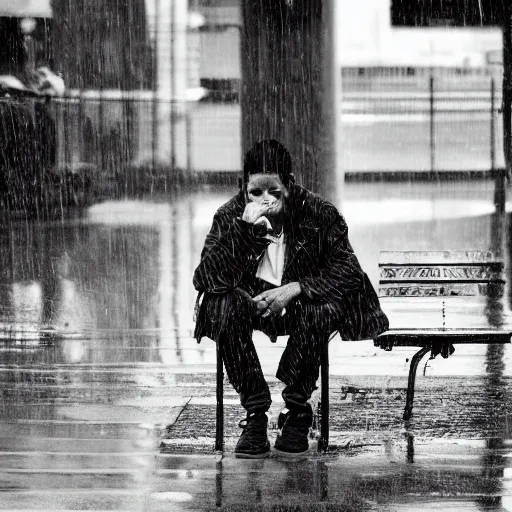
[200,281,335,414]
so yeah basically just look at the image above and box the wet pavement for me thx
[2,178,512,510]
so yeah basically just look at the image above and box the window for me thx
[391,0,505,27]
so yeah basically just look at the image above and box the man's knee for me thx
[202,288,254,325]
[195,288,256,343]
[288,301,334,338]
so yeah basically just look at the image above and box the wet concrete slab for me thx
[0,183,512,509]
[2,340,512,511]
[0,446,509,512]
[160,373,512,450]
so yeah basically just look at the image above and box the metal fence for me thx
[340,73,506,174]
[340,65,504,92]
[47,91,196,195]
[46,90,242,182]
[0,66,506,206]
[47,69,506,179]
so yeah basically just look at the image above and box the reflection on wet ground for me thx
[0,180,504,340]
[168,445,512,511]
[2,180,512,510]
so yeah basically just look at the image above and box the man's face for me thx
[246,173,288,217]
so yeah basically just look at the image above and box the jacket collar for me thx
[232,185,319,244]
[284,186,320,244]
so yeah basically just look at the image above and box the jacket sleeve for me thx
[298,210,365,303]
[193,209,270,294]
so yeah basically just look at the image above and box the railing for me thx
[340,65,504,92]
[44,90,202,196]
[0,66,507,212]
[341,77,506,174]
[200,66,505,100]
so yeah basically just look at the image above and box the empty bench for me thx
[374,250,512,420]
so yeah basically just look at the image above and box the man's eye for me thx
[270,191,282,199]
[249,189,262,196]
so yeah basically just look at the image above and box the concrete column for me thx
[146,0,189,165]
[318,0,342,205]
[240,0,341,205]
[503,2,512,181]
[173,0,189,98]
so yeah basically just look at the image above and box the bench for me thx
[373,250,512,420]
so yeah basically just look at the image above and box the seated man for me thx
[193,139,388,458]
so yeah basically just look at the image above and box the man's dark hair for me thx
[242,139,293,187]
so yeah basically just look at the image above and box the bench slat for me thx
[376,250,509,335]
[375,329,511,347]
[379,265,503,281]
[380,296,506,331]
[378,250,500,265]
[380,279,502,284]
[379,282,503,297]
[380,262,502,267]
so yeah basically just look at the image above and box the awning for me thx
[0,0,52,18]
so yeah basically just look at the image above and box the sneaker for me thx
[274,406,313,456]
[234,412,271,458]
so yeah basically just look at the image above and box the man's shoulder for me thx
[214,192,245,219]
[291,185,342,224]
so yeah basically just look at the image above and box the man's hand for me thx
[242,202,270,225]
[253,282,301,317]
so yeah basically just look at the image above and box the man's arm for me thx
[193,209,270,294]
[298,209,365,303]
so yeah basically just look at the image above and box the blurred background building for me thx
[2,1,503,87]
[198,0,504,93]
[0,0,507,180]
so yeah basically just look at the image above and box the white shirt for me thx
[256,232,286,286]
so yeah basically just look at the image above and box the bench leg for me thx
[215,341,224,451]
[403,346,430,421]
[318,342,329,452]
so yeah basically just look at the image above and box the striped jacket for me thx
[193,184,389,342]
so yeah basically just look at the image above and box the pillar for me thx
[504,1,512,182]
[146,0,189,166]
[240,0,341,205]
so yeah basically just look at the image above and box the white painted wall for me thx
[200,28,240,79]
[336,0,502,67]
[0,0,51,17]
[199,0,503,78]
